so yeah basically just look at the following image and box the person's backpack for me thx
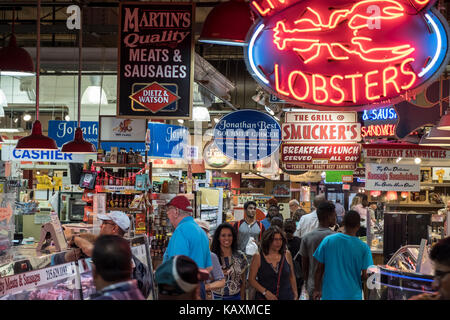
[132,255,153,299]
[234,219,265,242]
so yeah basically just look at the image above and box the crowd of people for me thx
[73,194,450,301]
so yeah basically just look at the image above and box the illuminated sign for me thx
[361,107,398,138]
[282,111,361,171]
[283,111,361,143]
[362,107,397,121]
[245,0,450,109]
[363,143,450,159]
[361,124,396,137]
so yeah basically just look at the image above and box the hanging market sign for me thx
[48,120,98,148]
[283,111,361,143]
[365,163,420,191]
[213,110,281,162]
[282,143,361,170]
[117,2,194,119]
[148,122,189,159]
[363,143,450,159]
[1,144,87,163]
[245,0,450,110]
[99,117,147,141]
[361,107,398,138]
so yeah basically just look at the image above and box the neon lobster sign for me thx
[245,0,450,110]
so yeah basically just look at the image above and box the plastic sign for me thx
[245,0,450,109]
[48,120,98,148]
[283,111,361,143]
[147,122,189,159]
[213,110,281,162]
[282,143,361,170]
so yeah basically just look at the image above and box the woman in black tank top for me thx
[248,226,298,300]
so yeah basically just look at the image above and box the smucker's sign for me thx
[245,0,450,110]
[118,2,194,119]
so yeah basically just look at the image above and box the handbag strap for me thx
[276,254,285,298]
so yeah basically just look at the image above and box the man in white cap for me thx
[69,211,152,298]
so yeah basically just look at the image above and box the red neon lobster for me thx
[271,0,418,64]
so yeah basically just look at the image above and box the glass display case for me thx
[368,245,434,300]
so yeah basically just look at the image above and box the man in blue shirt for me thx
[313,210,373,300]
[163,195,212,270]
[261,204,283,229]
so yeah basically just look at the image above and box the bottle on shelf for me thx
[110,194,115,208]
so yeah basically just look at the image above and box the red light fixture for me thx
[16,120,57,150]
[15,1,57,150]
[0,35,34,76]
[198,0,254,46]
[0,5,34,77]
[386,191,398,201]
[426,126,450,140]
[61,7,96,154]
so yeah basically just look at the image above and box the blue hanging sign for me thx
[48,121,98,148]
[147,122,189,159]
[362,107,398,121]
[213,110,281,162]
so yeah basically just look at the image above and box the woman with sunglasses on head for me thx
[210,223,249,300]
[249,226,298,300]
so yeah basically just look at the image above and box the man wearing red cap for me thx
[163,195,212,271]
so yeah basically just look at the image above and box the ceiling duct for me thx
[194,53,235,101]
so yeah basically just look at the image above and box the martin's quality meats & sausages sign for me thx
[118,2,194,119]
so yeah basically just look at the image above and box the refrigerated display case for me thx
[368,245,435,300]
[0,235,155,300]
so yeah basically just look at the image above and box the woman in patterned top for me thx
[211,223,248,300]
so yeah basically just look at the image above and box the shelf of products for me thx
[93,163,145,168]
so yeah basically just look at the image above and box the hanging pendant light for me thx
[425,126,450,139]
[0,6,34,76]
[436,109,450,131]
[61,6,96,154]
[16,0,57,150]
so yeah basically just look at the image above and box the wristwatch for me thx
[262,289,267,296]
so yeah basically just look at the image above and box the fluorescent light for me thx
[214,117,220,124]
[81,86,108,105]
[193,106,210,122]
[396,157,402,163]
[0,128,24,133]
[198,39,246,46]
[65,115,70,121]
[248,24,269,84]
[0,89,7,108]
[178,119,184,124]
[0,71,34,77]
[414,158,422,164]
[418,14,442,78]
[13,118,18,123]
[23,114,31,121]
[274,116,280,121]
